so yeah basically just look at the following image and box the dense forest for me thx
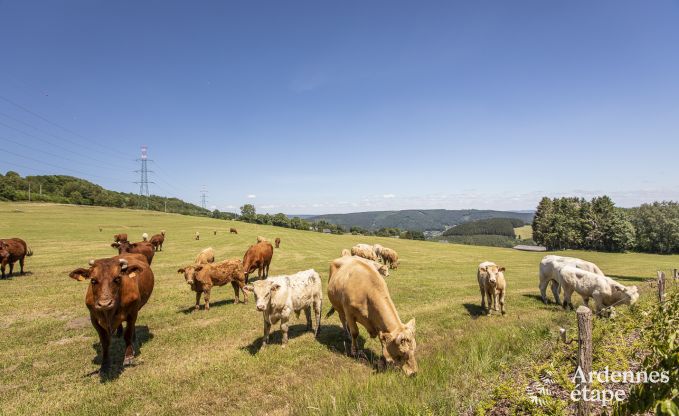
[442,217,524,238]
[532,196,679,254]
[0,171,210,216]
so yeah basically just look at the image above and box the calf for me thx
[245,269,322,347]
[275,237,281,249]
[327,257,417,376]
[111,241,155,265]
[242,241,274,283]
[178,259,247,310]
[68,253,154,371]
[539,255,604,305]
[195,247,215,265]
[230,228,238,234]
[558,266,639,312]
[0,238,33,278]
[477,261,506,315]
[149,231,165,252]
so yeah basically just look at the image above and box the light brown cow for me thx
[327,257,417,376]
[178,259,247,310]
[350,244,377,261]
[242,242,274,283]
[380,247,399,269]
[275,237,281,249]
[69,253,154,372]
[477,261,506,315]
[195,247,215,265]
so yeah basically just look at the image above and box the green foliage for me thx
[0,172,209,216]
[442,217,522,237]
[441,235,533,248]
[631,201,679,254]
[614,289,679,415]
[401,230,425,240]
[532,196,635,252]
[239,203,257,222]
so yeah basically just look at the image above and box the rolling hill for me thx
[308,209,534,231]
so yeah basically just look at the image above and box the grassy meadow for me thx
[514,225,533,241]
[0,203,676,415]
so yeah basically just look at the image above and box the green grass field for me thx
[0,203,675,415]
[514,225,533,241]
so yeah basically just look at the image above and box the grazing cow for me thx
[330,255,389,279]
[539,255,604,305]
[214,230,217,236]
[350,244,377,261]
[558,266,639,312]
[380,247,399,269]
[113,233,128,243]
[149,231,165,252]
[373,244,384,259]
[195,247,215,265]
[195,232,200,241]
[178,259,247,310]
[111,241,155,265]
[275,237,281,249]
[327,257,417,376]
[242,242,274,283]
[257,236,268,243]
[230,228,238,234]
[244,269,322,347]
[141,233,149,242]
[0,238,33,279]
[68,253,154,371]
[477,261,507,315]
[341,248,351,257]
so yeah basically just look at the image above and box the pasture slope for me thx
[0,203,675,415]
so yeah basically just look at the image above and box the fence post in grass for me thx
[673,268,678,280]
[658,271,666,302]
[575,306,593,416]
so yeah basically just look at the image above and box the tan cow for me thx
[350,244,377,261]
[195,247,215,265]
[477,261,506,315]
[379,247,399,269]
[327,257,417,376]
[178,259,247,310]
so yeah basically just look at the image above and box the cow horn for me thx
[88,259,95,266]
[119,258,128,270]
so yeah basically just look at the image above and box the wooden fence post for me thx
[658,271,666,302]
[575,306,593,416]
[673,268,678,280]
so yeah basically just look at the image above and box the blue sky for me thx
[1,1,678,214]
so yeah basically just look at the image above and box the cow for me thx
[0,238,33,279]
[558,266,639,313]
[68,253,154,372]
[178,259,247,310]
[380,247,399,269]
[373,244,384,259]
[350,244,377,261]
[149,231,165,252]
[141,233,149,242]
[330,255,389,279]
[539,255,604,305]
[195,232,200,241]
[195,247,215,265]
[275,237,281,249]
[244,269,322,347]
[113,233,128,243]
[327,257,417,376]
[257,236,268,243]
[477,261,507,315]
[242,241,274,283]
[230,228,238,234]
[213,230,217,236]
[111,241,155,265]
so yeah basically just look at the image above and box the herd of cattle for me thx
[0,233,641,377]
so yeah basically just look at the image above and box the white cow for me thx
[557,266,639,312]
[246,269,322,347]
[539,255,604,306]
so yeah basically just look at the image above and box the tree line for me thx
[532,196,679,254]
[442,217,524,238]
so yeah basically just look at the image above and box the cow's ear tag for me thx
[129,272,137,278]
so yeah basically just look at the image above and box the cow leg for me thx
[280,316,290,347]
[8,262,14,276]
[313,298,322,337]
[304,306,312,332]
[19,256,25,275]
[346,316,360,357]
[123,313,138,366]
[551,281,561,305]
[538,276,550,304]
[195,291,202,311]
[0,263,5,279]
[231,281,240,303]
[562,286,574,310]
[203,289,211,311]
[257,267,262,280]
[265,262,270,278]
[479,285,486,310]
[262,317,271,347]
[91,316,111,372]
[499,290,506,315]
[493,292,499,311]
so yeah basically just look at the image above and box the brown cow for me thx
[0,238,33,278]
[111,241,155,265]
[149,231,165,252]
[68,253,154,372]
[230,228,238,234]
[177,259,247,310]
[242,241,274,283]
[113,233,128,243]
[275,237,281,249]
[327,256,417,376]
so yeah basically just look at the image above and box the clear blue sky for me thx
[1,1,677,214]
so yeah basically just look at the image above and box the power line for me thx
[134,145,155,208]
[200,186,208,209]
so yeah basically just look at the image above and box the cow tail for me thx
[26,246,33,257]
[325,306,335,318]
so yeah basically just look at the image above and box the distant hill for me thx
[442,217,525,237]
[308,209,534,232]
[0,171,210,217]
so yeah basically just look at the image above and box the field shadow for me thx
[608,274,651,283]
[0,271,34,280]
[176,298,239,314]
[242,323,321,354]
[88,325,154,382]
[463,303,486,318]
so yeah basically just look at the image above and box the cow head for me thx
[379,318,418,376]
[480,264,504,285]
[377,264,389,278]
[244,280,283,312]
[613,284,639,306]
[0,241,9,261]
[111,241,135,254]
[69,258,143,312]
[177,265,203,287]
